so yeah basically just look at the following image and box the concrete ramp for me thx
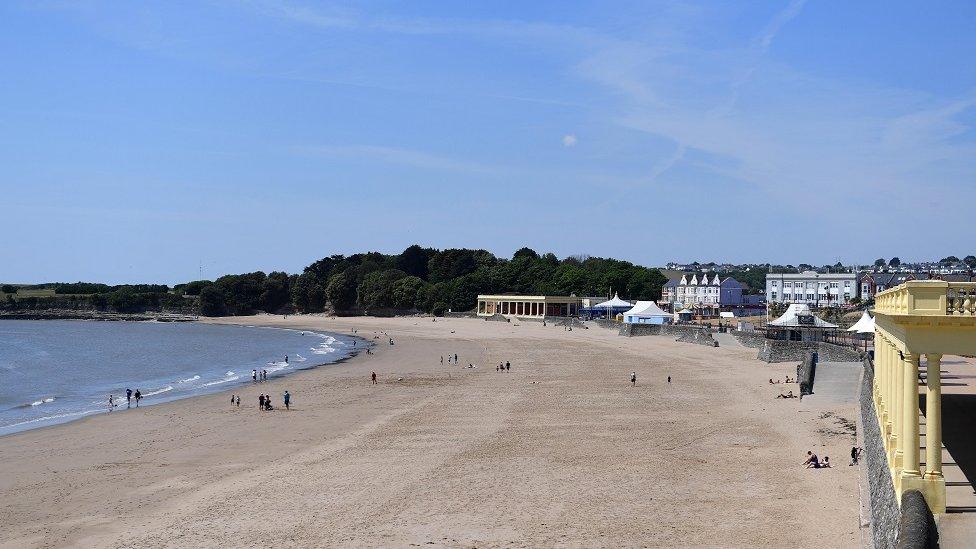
[713,332,743,349]
[803,361,862,405]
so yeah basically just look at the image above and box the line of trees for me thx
[1,245,669,317]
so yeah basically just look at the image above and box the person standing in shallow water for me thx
[134,389,141,407]
[126,388,132,408]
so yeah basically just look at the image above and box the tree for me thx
[889,257,901,267]
[181,280,212,296]
[260,271,291,312]
[965,255,976,268]
[395,245,434,280]
[291,272,326,313]
[325,272,357,312]
[199,285,228,316]
[357,269,407,309]
[1,284,14,294]
[390,276,424,309]
[513,247,539,260]
[940,256,960,265]
[873,258,886,268]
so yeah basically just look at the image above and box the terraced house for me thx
[765,271,857,306]
[660,273,745,317]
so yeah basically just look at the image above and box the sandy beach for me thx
[0,316,862,548]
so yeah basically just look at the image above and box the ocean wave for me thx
[177,375,200,384]
[200,375,239,387]
[30,397,56,407]
[144,385,173,397]
[3,408,100,429]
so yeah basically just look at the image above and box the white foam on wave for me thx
[201,375,239,387]
[4,408,100,429]
[29,397,55,406]
[177,375,200,384]
[225,371,235,376]
[293,354,306,362]
[144,385,173,397]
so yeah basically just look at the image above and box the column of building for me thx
[923,353,946,512]
[899,351,921,494]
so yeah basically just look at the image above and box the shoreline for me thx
[0,315,861,548]
[0,319,367,437]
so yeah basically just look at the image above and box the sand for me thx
[0,316,862,548]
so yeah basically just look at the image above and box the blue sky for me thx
[2,1,975,284]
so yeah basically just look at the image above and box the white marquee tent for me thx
[593,293,633,309]
[623,301,672,324]
[768,303,838,328]
[847,310,875,334]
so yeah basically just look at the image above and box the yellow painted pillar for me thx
[890,344,903,470]
[875,336,885,419]
[899,351,922,497]
[923,353,946,513]
[884,339,894,447]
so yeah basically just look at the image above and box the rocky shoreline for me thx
[0,309,198,322]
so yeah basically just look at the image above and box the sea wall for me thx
[757,340,862,363]
[860,355,900,549]
[796,351,817,395]
[731,330,766,349]
[896,490,939,549]
[0,310,198,322]
[618,324,717,347]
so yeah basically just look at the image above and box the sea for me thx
[0,320,359,436]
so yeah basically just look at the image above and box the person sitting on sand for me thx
[803,451,820,468]
[769,378,774,384]
[822,457,832,468]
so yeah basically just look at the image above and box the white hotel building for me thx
[765,271,857,306]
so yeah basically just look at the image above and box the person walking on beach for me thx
[668,375,671,384]
[454,353,457,363]
[283,391,291,410]
[126,388,132,408]
[259,394,265,410]
[252,369,258,383]
[371,372,377,385]
[630,372,637,386]
[235,395,240,407]
[231,394,236,406]
[134,389,141,407]
[505,361,510,372]
[108,394,114,411]
[441,356,444,365]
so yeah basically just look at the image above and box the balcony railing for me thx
[875,281,976,316]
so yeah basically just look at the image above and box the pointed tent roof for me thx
[768,304,838,328]
[593,293,633,309]
[847,310,875,334]
[623,301,671,318]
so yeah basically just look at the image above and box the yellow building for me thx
[873,280,976,514]
[477,295,581,318]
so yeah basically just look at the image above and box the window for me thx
[844,281,851,289]
[829,282,838,288]
[771,281,779,287]
[771,292,778,300]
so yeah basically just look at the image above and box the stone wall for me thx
[896,490,939,549]
[797,351,817,395]
[731,330,766,349]
[618,323,717,346]
[757,340,862,363]
[860,356,900,549]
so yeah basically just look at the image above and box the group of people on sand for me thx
[768,376,794,384]
[442,353,459,365]
[496,361,511,372]
[256,391,290,411]
[803,451,832,468]
[108,388,143,411]
[252,369,270,382]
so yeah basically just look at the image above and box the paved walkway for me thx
[712,332,743,349]
[802,361,862,405]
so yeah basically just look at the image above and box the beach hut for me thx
[623,301,672,324]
